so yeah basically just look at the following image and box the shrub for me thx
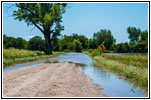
[73,39,83,52]
[91,49,100,57]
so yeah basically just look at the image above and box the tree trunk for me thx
[44,32,52,55]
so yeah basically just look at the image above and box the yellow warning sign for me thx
[98,44,105,51]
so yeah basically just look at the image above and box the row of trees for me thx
[3,27,148,53]
[3,35,27,49]
[3,34,87,53]
[3,35,45,51]
[110,27,148,53]
[10,3,148,54]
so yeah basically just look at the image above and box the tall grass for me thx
[3,48,65,67]
[3,48,45,59]
[90,49,100,57]
[102,55,148,68]
[93,56,148,93]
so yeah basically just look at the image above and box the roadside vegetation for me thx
[85,49,148,93]
[3,48,65,67]
[102,54,148,69]
[3,48,45,59]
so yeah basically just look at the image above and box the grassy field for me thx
[85,49,148,93]
[3,48,65,67]
[102,55,148,69]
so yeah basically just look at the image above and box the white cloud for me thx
[27,35,35,39]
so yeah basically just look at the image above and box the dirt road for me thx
[3,62,105,97]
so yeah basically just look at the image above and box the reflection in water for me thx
[3,53,147,97]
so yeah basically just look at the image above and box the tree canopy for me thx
[93,29,116,50]
[127,26,141,43]
[3,35,27,49]
[28,36,46,52]
[59,33,88,51]
[13,3,67,55]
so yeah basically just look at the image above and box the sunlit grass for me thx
[102,55,148,68]
[3,48,45,59]
[93,56,148,94]
[3,48,66,67]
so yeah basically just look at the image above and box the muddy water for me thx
[3,53,147,97]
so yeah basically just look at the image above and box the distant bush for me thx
[67,43,74,51]
[73,39,83,52]
[91,49,100,57]
[64,49,72,52]
[28,36,46,52]
[3,35,27,49]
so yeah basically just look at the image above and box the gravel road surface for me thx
[3,62,105,97]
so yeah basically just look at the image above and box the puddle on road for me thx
[3,53,147,97]
[65,61,86,67]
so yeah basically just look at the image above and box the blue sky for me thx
[3,3,148,43]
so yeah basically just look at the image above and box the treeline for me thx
[3,26,148,53]
[111,27,148,53]
[87,26,148,53]
[3,34,88,53]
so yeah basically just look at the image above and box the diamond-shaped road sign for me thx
[98,44,105,51]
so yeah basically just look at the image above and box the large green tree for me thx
[127,26,141,43]
[13,3,66,54]
[93,29,116,50]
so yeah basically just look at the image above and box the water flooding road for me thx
[3,53,147,97]
[58,53,146,97]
